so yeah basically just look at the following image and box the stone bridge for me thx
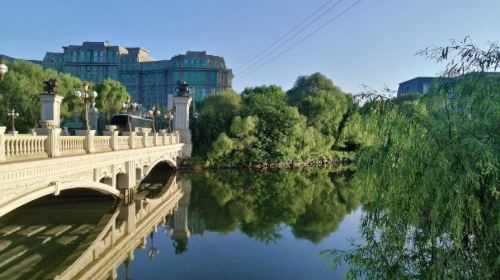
[0,95,193,219]
[0,129,187,218]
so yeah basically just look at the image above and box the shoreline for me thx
[179,157,355,172]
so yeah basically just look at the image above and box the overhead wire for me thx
[236,0,365,81]
[234,0,337,71]
[235,0,345,76]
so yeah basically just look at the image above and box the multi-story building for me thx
[397,77,435,96]
[42,41,233,109]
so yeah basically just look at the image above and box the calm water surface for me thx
[0,167,362,279]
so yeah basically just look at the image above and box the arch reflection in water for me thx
[0,165,189,280]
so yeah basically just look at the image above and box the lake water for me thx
[0,167,362,279]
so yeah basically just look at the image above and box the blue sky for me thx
[1,0,499,94]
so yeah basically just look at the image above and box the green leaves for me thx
[206,85,334,167]
[93,79,129,119]
[326,73,500,279]
[0,61,130,132]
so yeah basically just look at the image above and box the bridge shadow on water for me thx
[0,162,183,280]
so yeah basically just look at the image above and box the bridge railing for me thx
[94,136,112,153]
[3,134,48,160]
[60,136,86,155]
[0,127,182,162]
[117,136,129,150]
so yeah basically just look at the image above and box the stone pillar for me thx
[153,132,159,146]
[104,125,119,150]
[159,130,167,145]
[0,127,6,162]
[128,132,137,149]
[172,179,192,241]
[118,203,137,234]
[84,130,96,153]
[141,132,149,147]
[46,128,62,157]
[173,96,192,157]
[110,131,119,150]
[39,94,64,128]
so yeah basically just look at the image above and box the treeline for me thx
[191,73,361,168]
[0,61,129,132]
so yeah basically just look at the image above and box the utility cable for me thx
[235,0,337,71]
[235,0,345,76]
[236,0,365,81]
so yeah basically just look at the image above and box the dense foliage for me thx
[93,79,130,120]
[287,72,357,149]
[190,73,357,167]
[324,73,500,279]
[0,61,129,132]
[205,85,335,166]
[191,89,241,155]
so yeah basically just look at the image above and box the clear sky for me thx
[1,0,499,94]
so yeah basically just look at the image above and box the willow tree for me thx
[324,39,500,279]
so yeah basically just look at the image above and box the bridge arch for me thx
[144,156,177,178]
[0,180,120,218]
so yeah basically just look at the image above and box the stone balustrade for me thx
[94,136,112,152]
[60,136,86,155]
[4,135,48,159]
[117,136,129,150]
[0,126,182,163]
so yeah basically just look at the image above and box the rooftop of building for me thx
[398,76,436,85]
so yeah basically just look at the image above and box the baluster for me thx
[22,139,27,156]
[15,139,19,156]
[20,139,23,156]
[27,139,31,155]
[10,139,14,156]
[5,139,10,157]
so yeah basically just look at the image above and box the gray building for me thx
[41,41,233,109]
[397,77,435,96]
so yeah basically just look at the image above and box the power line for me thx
[235,0,345,76]
[236,0,365,81]
[235,0,337,71]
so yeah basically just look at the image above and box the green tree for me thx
[0,61,82,132]
[324,39,500,278]
[0,61,130,132]
[286,73,358,149]
[93,79,130,120]
[207,85,332,167]
[192,89,241,156]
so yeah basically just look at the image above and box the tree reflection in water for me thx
[187,167,365,244]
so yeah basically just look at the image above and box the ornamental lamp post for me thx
[0,63,8,81]
[146,106,161,133]
[165,111,174,132]
[74,82,98,131]
[7,109,19,134]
